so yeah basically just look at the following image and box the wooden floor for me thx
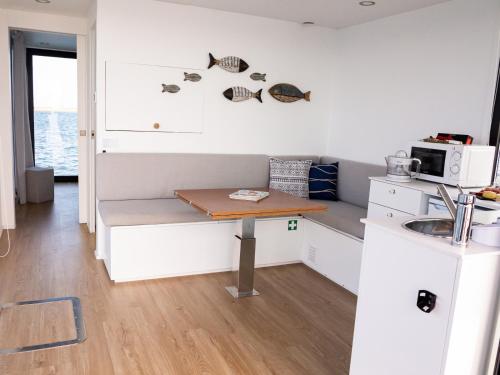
[0,183,357,375]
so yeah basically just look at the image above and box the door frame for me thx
[0,11,89,229]
[26,47,78,183]
[77,34,89,225]
[87,23,96,233]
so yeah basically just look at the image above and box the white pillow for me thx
[269,158,312,198]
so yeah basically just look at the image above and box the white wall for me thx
[328,0,500,165]
[96,0,335,155]
[0,9,87,228]
[0,9,11,228]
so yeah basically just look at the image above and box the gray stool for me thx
[26,167,54,203]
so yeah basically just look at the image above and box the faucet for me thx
[436,184,476,247]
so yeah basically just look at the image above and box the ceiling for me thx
[157,0,452,29]
[0,0,91,17]
[0,0,451,28]
[22,30,77,52]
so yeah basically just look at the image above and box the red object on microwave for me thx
[436,133,473,144]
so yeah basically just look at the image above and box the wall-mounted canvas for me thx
[105,62,204,133]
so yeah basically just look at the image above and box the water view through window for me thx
[33,55,78,177]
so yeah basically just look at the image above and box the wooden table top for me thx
[175,188,327,220]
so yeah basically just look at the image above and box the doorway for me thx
[10,30,80,212]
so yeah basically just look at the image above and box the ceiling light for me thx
[35,0,51,3]
[359,1,376,6]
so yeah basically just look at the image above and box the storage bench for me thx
[95,152,385,294]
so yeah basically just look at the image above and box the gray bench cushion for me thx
[98,198,210,227]
[303,200,367,239]
[96,153,270,201]
[320,156,386,209]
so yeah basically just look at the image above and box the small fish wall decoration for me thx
[162,84,180,93]
[208,52,249,73]
[250,72,266,82]
[223,87,262,103]
[268,83,311,103]
[184,72,202,82]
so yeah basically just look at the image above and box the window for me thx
[489,60,500,185]
[26,48,78,182]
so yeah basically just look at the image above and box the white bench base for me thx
[98,216,304,283]
[301,219,363,294]
[96,215,364,295]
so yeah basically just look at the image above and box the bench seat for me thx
[98,198,211,227]
[302,201,367,240]
[99,196,367,239]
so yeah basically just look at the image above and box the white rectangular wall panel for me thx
[105,61,204,133]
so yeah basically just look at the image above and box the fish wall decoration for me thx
[162,84,180,93]
[223,87,262,103]
[250,72,266,82]
[268,84,310,103]
[208,53,249,73]
[184,72,202,82]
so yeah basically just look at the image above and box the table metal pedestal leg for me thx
[225,217,260,298]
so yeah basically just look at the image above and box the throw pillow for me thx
[269,158,312,198]
[308,162,339,201]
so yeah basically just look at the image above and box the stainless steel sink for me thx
[402,218,454,238]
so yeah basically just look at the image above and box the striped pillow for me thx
[269,158,312,198]
[309,162,338,201]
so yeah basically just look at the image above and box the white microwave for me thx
[409,141,496,187]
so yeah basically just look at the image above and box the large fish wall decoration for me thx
[184,72,202,82]
[162,84,180,93]
[208,52,249,73]
[223,87,262,103]
[250,72,267,82]
[268,84,310,103]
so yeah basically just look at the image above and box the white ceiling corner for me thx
[0,0,92,18]
[155,0,452,29]
[0,0,452,28]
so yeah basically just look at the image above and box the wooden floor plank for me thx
[0,183,356,374]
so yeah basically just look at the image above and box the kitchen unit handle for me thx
[388,189,396,195]
[417,290,436,313]
[387,212,394,218]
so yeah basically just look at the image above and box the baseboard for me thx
[113,260,302,283]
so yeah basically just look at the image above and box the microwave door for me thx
[411,147,446,177]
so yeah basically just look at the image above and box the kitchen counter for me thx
[362,216,500,258]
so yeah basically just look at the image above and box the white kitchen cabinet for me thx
[105,62,204,133]
[350,219,500,375]
[368,179,428,216]
[367,202,413,221]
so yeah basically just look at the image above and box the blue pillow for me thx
[309,162,338,201]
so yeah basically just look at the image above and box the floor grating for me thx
[0,296,86,355]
